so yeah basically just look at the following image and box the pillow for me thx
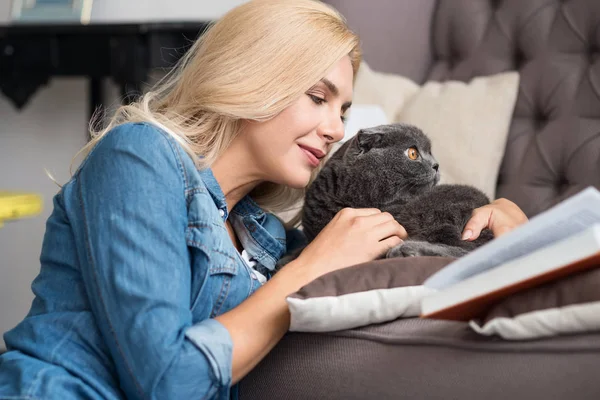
[469,268,600,340]
[286,256,454,332]
[342,104,389,142]
[352,62,520,200]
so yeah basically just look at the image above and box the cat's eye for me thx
[406,147,419,160]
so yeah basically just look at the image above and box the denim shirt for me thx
[0,122,287,400]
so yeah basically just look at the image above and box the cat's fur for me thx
[281,123,494,267]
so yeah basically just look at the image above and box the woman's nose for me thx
[319,116,345,143]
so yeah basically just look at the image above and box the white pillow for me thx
[467,268,600,340]
[470,301,600,340]
[342,104,389,142]
[285,257,452,333]
[288,285,433,333]
[352,62,520,200]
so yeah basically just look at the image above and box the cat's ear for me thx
[356,131,382,153]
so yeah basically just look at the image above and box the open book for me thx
[420,186,600,321]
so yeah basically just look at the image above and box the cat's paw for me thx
[386,242,423,258]
[386,240,469,259]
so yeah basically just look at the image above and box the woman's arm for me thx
[215,260,310,383]
[73,124,236,400]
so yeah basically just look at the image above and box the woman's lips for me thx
[299,145,321,167]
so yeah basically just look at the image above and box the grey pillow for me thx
[470,268,600,340]
[286,257,454,332]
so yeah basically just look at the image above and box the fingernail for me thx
[462,230,472,240]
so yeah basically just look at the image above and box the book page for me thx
[424,187,600,289]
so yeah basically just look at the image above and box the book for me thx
[423,186,600,290]
[420,224,600,321]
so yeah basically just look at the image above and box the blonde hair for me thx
[82,0,361,227]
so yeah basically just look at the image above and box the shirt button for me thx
[219,209,225,217]
[251,273,258,280]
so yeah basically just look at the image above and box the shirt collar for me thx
[199,167,286,270]
[199,167,265,219]
[199,167,228,211]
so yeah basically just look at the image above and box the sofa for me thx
[238,1,600,398]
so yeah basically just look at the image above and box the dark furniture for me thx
[0,22,209,119]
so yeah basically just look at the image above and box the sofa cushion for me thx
[426,0,600,217]
[470,267,600,340]
[240,317,600,400]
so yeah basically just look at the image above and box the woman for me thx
[0,1,527,399]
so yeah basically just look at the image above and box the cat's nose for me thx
[432,163,439,171]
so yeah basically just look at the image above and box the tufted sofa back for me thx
[326,0,600,217]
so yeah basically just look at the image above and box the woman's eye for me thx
[309,94,326,105]
[406,147,419,160]
[308,93,346,123]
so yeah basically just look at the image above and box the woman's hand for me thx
[292,208,407,280]
[462,198,528,241]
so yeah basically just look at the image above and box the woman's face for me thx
[242,56,354,189]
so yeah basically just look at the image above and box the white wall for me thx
[91,0,250,23]
[0,79,89,350]
[0,0,247,351]
[0,0,10,24]
[0,0,249,24]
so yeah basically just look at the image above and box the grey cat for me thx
[281,123,494,267]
